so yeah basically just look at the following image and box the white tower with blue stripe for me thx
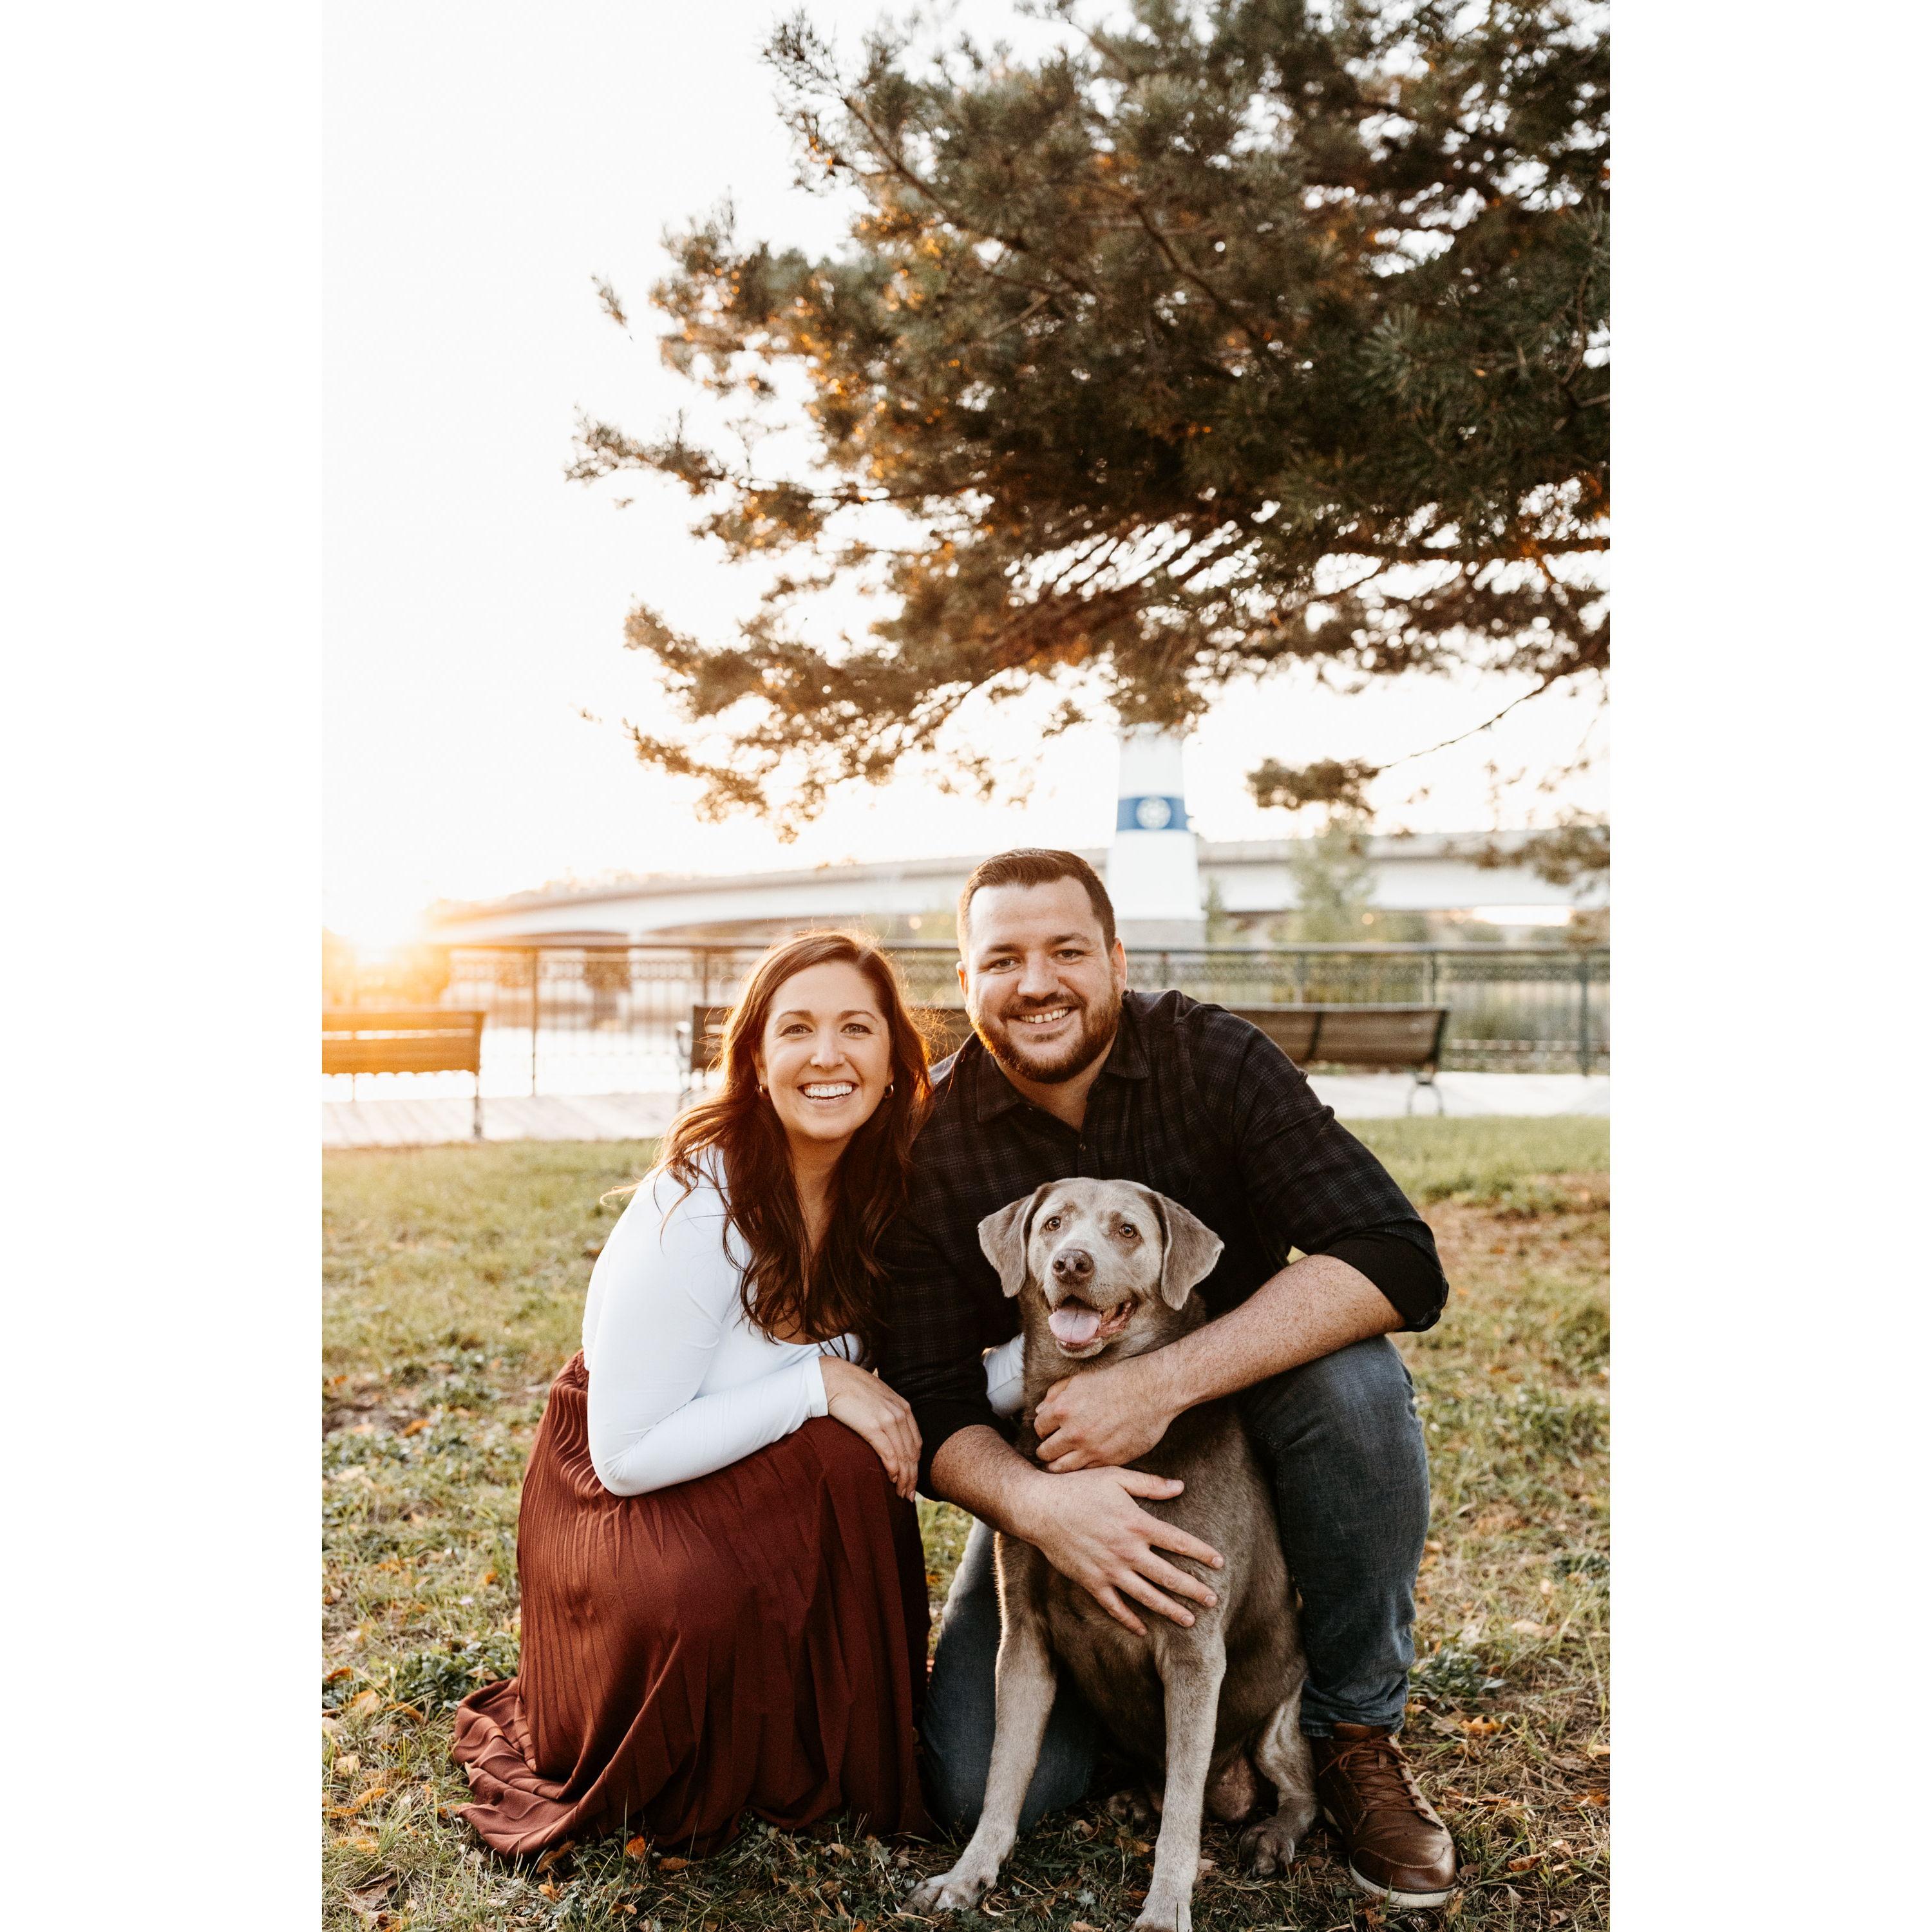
[1106,725,1206,948]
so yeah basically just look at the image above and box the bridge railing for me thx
[324,942,1608,1099]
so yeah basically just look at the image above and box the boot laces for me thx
[1329,1734,1427,1820]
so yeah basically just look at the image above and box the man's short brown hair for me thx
[956,848,1117,951]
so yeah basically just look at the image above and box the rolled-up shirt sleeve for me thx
[1214,1012,1449,1331]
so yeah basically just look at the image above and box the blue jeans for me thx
[922,1336,1430,1834]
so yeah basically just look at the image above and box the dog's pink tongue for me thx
[1048,1303,1103,1346]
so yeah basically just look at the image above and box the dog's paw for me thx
[905,1862,996,1914]
[1132,1886,1191,1932]
[1105,1783,1159,1829]
[1237,1814,1302,1877]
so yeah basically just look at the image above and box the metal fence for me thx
[325,942,1607,1100]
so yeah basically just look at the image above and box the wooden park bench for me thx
[1229,1004,1450,1113]
[681,1001,1445,1110]
[323,1009,486,1137]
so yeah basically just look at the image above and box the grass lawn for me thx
[324,1118,1607,1930]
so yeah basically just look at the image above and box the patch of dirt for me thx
[1425,1195,1609,1276]
[324,1381,428,1439]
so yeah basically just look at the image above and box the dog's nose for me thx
[1051,1247,1093,1282]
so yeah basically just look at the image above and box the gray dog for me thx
[910,1178,1317,1932]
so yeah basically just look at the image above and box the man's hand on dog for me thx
[1022,1466,1224,1636]
[1033,1356,1176,1472]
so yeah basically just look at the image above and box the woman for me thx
[452,931,994,1856]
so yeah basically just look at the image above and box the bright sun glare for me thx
[326,890,431,956]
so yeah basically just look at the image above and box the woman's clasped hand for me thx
[820,1354,922,1500]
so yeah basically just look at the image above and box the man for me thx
[880,849,1457,1909]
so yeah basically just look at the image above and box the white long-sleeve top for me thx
[583,1160,1027,1497]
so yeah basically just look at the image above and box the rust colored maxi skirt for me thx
[450,1352,932,1856]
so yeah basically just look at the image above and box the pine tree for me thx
[578,0,1609,824]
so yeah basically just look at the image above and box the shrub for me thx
[1411,1643,1506,1706]
[390,1634,522,1712]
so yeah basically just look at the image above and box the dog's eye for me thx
[1118,1222,1138,1240]
[1041,1215,1062,1232]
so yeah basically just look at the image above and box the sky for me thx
[322,0,1608,945]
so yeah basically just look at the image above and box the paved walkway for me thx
[322,1090,681,1149]
[323,1072,1606,1150]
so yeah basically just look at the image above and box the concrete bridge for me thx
[428,831,1603,947]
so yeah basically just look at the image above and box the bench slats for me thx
[1230,1004,1448,1073]
[1236,1008,1320,1061]
[685,1002,1446,1079]
[323,1009,485,1077]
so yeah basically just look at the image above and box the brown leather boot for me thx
[1312,1723,1457,1908]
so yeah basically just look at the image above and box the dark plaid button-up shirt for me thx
[879,989,1448,1493]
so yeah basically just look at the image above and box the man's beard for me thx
[974,992,1121,1086]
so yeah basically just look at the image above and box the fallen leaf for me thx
[345,1689,384,1718]
[1576,1790,1609,1808]
[386,1702,425,1724]
[481,1569,498,1587]
[538,1882,560,1900]
[324,1666,355,1685]
[335,1752,362,1777]
[1539,1578,1557,1597]
[535,1843,574,1874]
[1425,1539,1444,1555]
[1508,1854,1539,1871]
[321,1716,343,1738]
[401,1419,431,1436]
[350,1835,379,1854]
[346,1877,392,1923]
[1070,1923,1100,1932]
[1463,1718,1502,1738]
[1586,1742,1611,1759]
[624,1836,650,1859]
[658,1856,689,1873]
[1509,1620,1547,1637]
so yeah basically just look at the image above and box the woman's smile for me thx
[800,1079,859,1103]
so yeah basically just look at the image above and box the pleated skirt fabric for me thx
[450,1352,933,1856]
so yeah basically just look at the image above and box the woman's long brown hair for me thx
[655,931,931,1350]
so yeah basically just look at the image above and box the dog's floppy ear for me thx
[978,1185,1052,1298]
[1149,1191,1224,1310]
